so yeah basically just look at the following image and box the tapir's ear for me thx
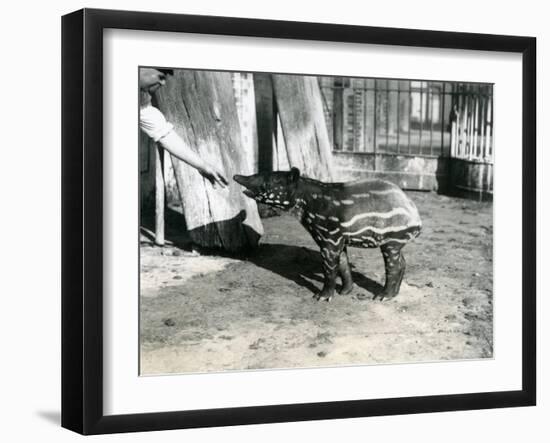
[290,167,300,182]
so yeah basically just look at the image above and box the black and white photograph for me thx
[2,0,546,439]
[139,67,494,376]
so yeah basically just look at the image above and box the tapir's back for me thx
[330,179,422,247]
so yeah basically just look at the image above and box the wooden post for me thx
[232,73,259,174]
[154,145,165,246]
[253,73,276,173]
[272,75,335,181]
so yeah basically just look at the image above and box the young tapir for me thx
[234,167,422,302]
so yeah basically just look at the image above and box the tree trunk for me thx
[154,70,263,252]
[272,75,335,181]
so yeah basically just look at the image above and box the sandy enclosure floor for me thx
[140,192,493,375]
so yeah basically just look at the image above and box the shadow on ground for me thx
[245,243,383,297]
[139,191,494,374]
[141,207,260,253]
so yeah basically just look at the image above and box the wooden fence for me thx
[449,83,494,163]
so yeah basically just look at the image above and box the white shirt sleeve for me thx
[139,105,174,142]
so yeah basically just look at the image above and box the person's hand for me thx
[199,163,229,189]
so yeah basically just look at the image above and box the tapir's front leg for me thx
[314,241,345,302]
[338,247,354,295]
[375,241,406,301]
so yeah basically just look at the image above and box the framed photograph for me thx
[62,8,536,435]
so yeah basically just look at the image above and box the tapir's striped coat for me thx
[234,168,421,302]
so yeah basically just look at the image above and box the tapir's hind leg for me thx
[375,242,406,301]
[338,247,354,295]
[315,242,345,302]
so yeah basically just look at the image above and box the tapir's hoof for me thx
[373,290,398,301]
[313,291,334,302]
[338,283,355,296]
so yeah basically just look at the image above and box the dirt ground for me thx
[139,191,493,375]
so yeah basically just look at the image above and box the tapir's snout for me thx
[233,174,261,199]
[234,169,298,210]
[233,173,264,189]
[233,174,249,187]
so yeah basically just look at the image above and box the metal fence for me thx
[319,77,493,162]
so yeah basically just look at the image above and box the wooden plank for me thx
[154,145,165,246]
[154,70,263,252]
[274,113,290,170]
[253,73,276,172]
[232,73,258,173]
[272,75,335,181]
[318,77,335,149]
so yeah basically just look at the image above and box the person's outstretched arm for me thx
[158,131,228,188]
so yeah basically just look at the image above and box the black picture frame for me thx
[61,8,536,435]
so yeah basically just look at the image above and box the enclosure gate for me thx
[319,77,493,196]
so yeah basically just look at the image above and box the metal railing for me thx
[319,77,493,162]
